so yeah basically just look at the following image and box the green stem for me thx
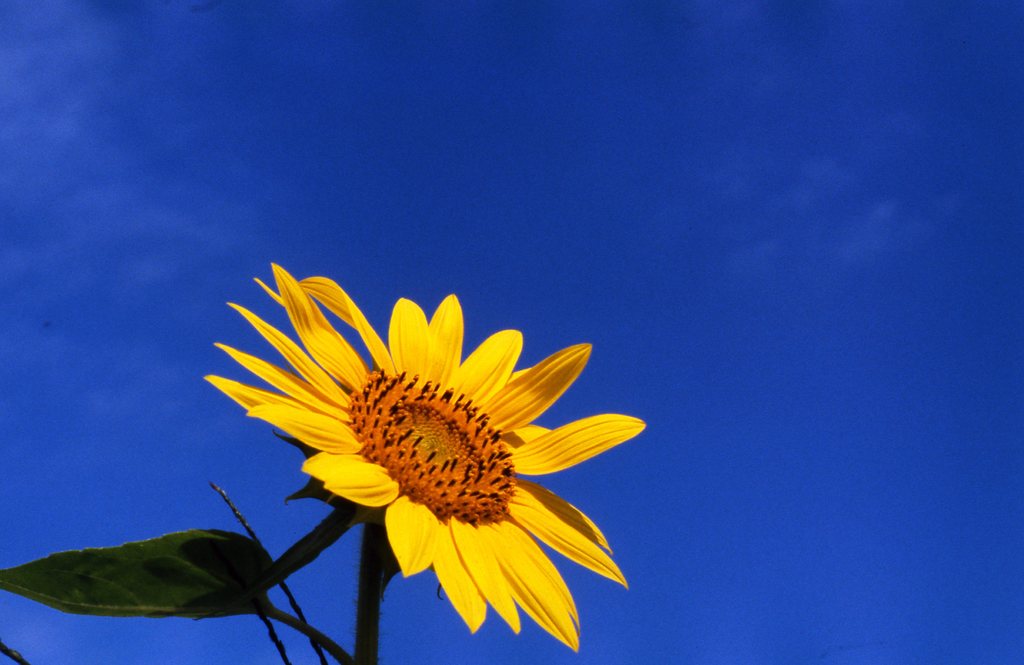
[0,638,30,665]
[354,523,385,665]
[264,605,354,665]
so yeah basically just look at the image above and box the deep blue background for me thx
[1,3,1021,663]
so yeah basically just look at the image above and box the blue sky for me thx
[1,2,1021,663]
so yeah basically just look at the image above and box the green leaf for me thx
[0,530,272,618]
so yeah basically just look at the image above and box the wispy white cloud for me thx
[0,5,117,194]
[0,609,71,662]
[727,238,783,276]
[721,154,935,280]
[0,3,258,308]
[834,200,899,265]
[786,157,853,215]
[0,4,256,430]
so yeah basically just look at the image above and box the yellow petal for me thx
[302,453,399,507]
[451,330,522,406]
[485,344,591,431]
[205,375,303,411]
[301,276,396,374]
[508,367,530,383]
[388,298,430,378]
[510,486,626,587]
[501,424,549,449]
[432,523,487,632]
[451,520,521,633]
[273,264,368,391]
[427,295,463,387]
[214,344,346,417]
[516,479,610,551]
[511,414,645,475]
[254,276,284,306]
[385,496,440,577]
[490,521,579,651]
[228,303,349,408]
[247,404,361,454]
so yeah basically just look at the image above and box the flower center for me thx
[349,371,516,525]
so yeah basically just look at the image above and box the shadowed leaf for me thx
[0,530,272,618]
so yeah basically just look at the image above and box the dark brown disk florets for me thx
[348,370,516,525]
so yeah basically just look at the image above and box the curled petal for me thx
[273,264,368,390]
[227,303,349,408]
[301,276,396,374]
[214,344,345,417]
[302,453,399,507]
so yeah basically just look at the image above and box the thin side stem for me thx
[211,482,328,665]
[354,523,385,665]
[0,638,30,665]
[253,605,293,665]
[264,605,355,665]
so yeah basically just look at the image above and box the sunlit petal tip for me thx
[205,374,240,401]
[254,276,283,305]
[433,524,487,632]
[270,263,295,284]
[427,294,464,385]
[486,342,594,431]
[512,414,646,475]
[509,495,627,587]
[225,299,354,406]
[490,522,580,649]
[389,297,430,376]
[451,329,523,407]
[213,341,245,358]
[515,478,612,553]
[451,521,521,633]
[227,302,262,326]
[436,293,460,310]
[205,375,303,412]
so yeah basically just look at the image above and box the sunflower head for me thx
[207,264,645,650]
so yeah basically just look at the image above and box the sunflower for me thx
[207,265,644,649]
